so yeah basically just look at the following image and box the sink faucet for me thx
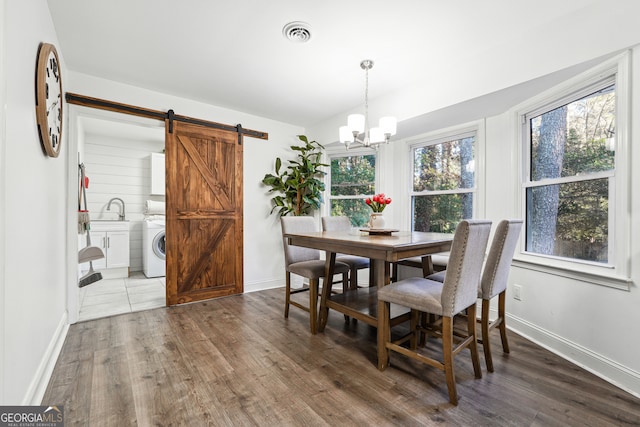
[106,197,126,221]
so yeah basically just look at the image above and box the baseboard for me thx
[244,278,284,293]
[506,312,640,399]
[244,274,367,294]
[22,311,69,405]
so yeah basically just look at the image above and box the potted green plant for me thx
[262,135,327,216]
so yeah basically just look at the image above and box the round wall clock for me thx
[35,42,63,158]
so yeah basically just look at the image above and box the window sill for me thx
[511,259,632,291]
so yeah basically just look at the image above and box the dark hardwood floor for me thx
[43,288,640,426]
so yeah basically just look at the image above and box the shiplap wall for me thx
[83,134,165,272]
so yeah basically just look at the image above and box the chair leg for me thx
[377,299,391,370]
[342,272,350,322]
[409,309,419,350]
[442,316,458,405]
[309,278,318,334]
[350,266,358,289]
[421,255,434,277]
[498,291,510,354]
[284,271,291,318]
[481,298,493,372]
[467,304,482,379]
[418,312,432,347]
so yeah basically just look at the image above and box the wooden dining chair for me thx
[321,216,371,288]
[281,216,350,334]
[377,219,492,405]
[426,219,523,372]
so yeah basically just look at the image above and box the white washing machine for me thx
[143,218,166,278]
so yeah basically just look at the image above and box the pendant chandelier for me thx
[339,59,397,149]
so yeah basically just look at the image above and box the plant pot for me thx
[369,213,385,229]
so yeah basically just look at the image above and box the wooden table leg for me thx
[377,298,390,370]
[372,258,386,290]
[372,258,387,365]
[317,251,337,332]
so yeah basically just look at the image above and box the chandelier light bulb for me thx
[347,114,365,134]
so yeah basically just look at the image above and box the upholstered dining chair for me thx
[321,216,371,288]
[281,216,350,334]
[377,219,492,405]
[426,219,523,372]
[391,252,449,282]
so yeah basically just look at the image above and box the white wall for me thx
[1,1,69,405]
[0,0,6,406]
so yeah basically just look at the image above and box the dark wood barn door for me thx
[165,120,243,305]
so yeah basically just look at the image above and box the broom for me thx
[78,163,103,287]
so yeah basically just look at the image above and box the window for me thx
[328,153,376,227]
[523,79,615,264]
[411,131,476,233]
[514,53,631,288]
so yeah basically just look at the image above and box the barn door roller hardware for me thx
[164,110,260,144]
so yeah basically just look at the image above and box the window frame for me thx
[407,122,484,233]
[514,52,631,290]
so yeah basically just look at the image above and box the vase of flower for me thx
[369,212,386,229]
[365,193,392,229]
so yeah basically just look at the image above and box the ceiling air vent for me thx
[282,21,312,43]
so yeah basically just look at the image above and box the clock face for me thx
[36,43,63,158]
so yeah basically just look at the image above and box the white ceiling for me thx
[47,0,640,131]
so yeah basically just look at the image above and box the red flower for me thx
[366,193,392,212]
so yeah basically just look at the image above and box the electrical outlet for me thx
[513,284,522,301]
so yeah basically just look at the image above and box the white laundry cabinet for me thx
[90,221,130,278]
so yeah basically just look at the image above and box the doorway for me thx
[69,106,167,322]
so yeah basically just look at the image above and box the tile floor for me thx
[78,271,166,322]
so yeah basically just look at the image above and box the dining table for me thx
[283,228,453,359]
